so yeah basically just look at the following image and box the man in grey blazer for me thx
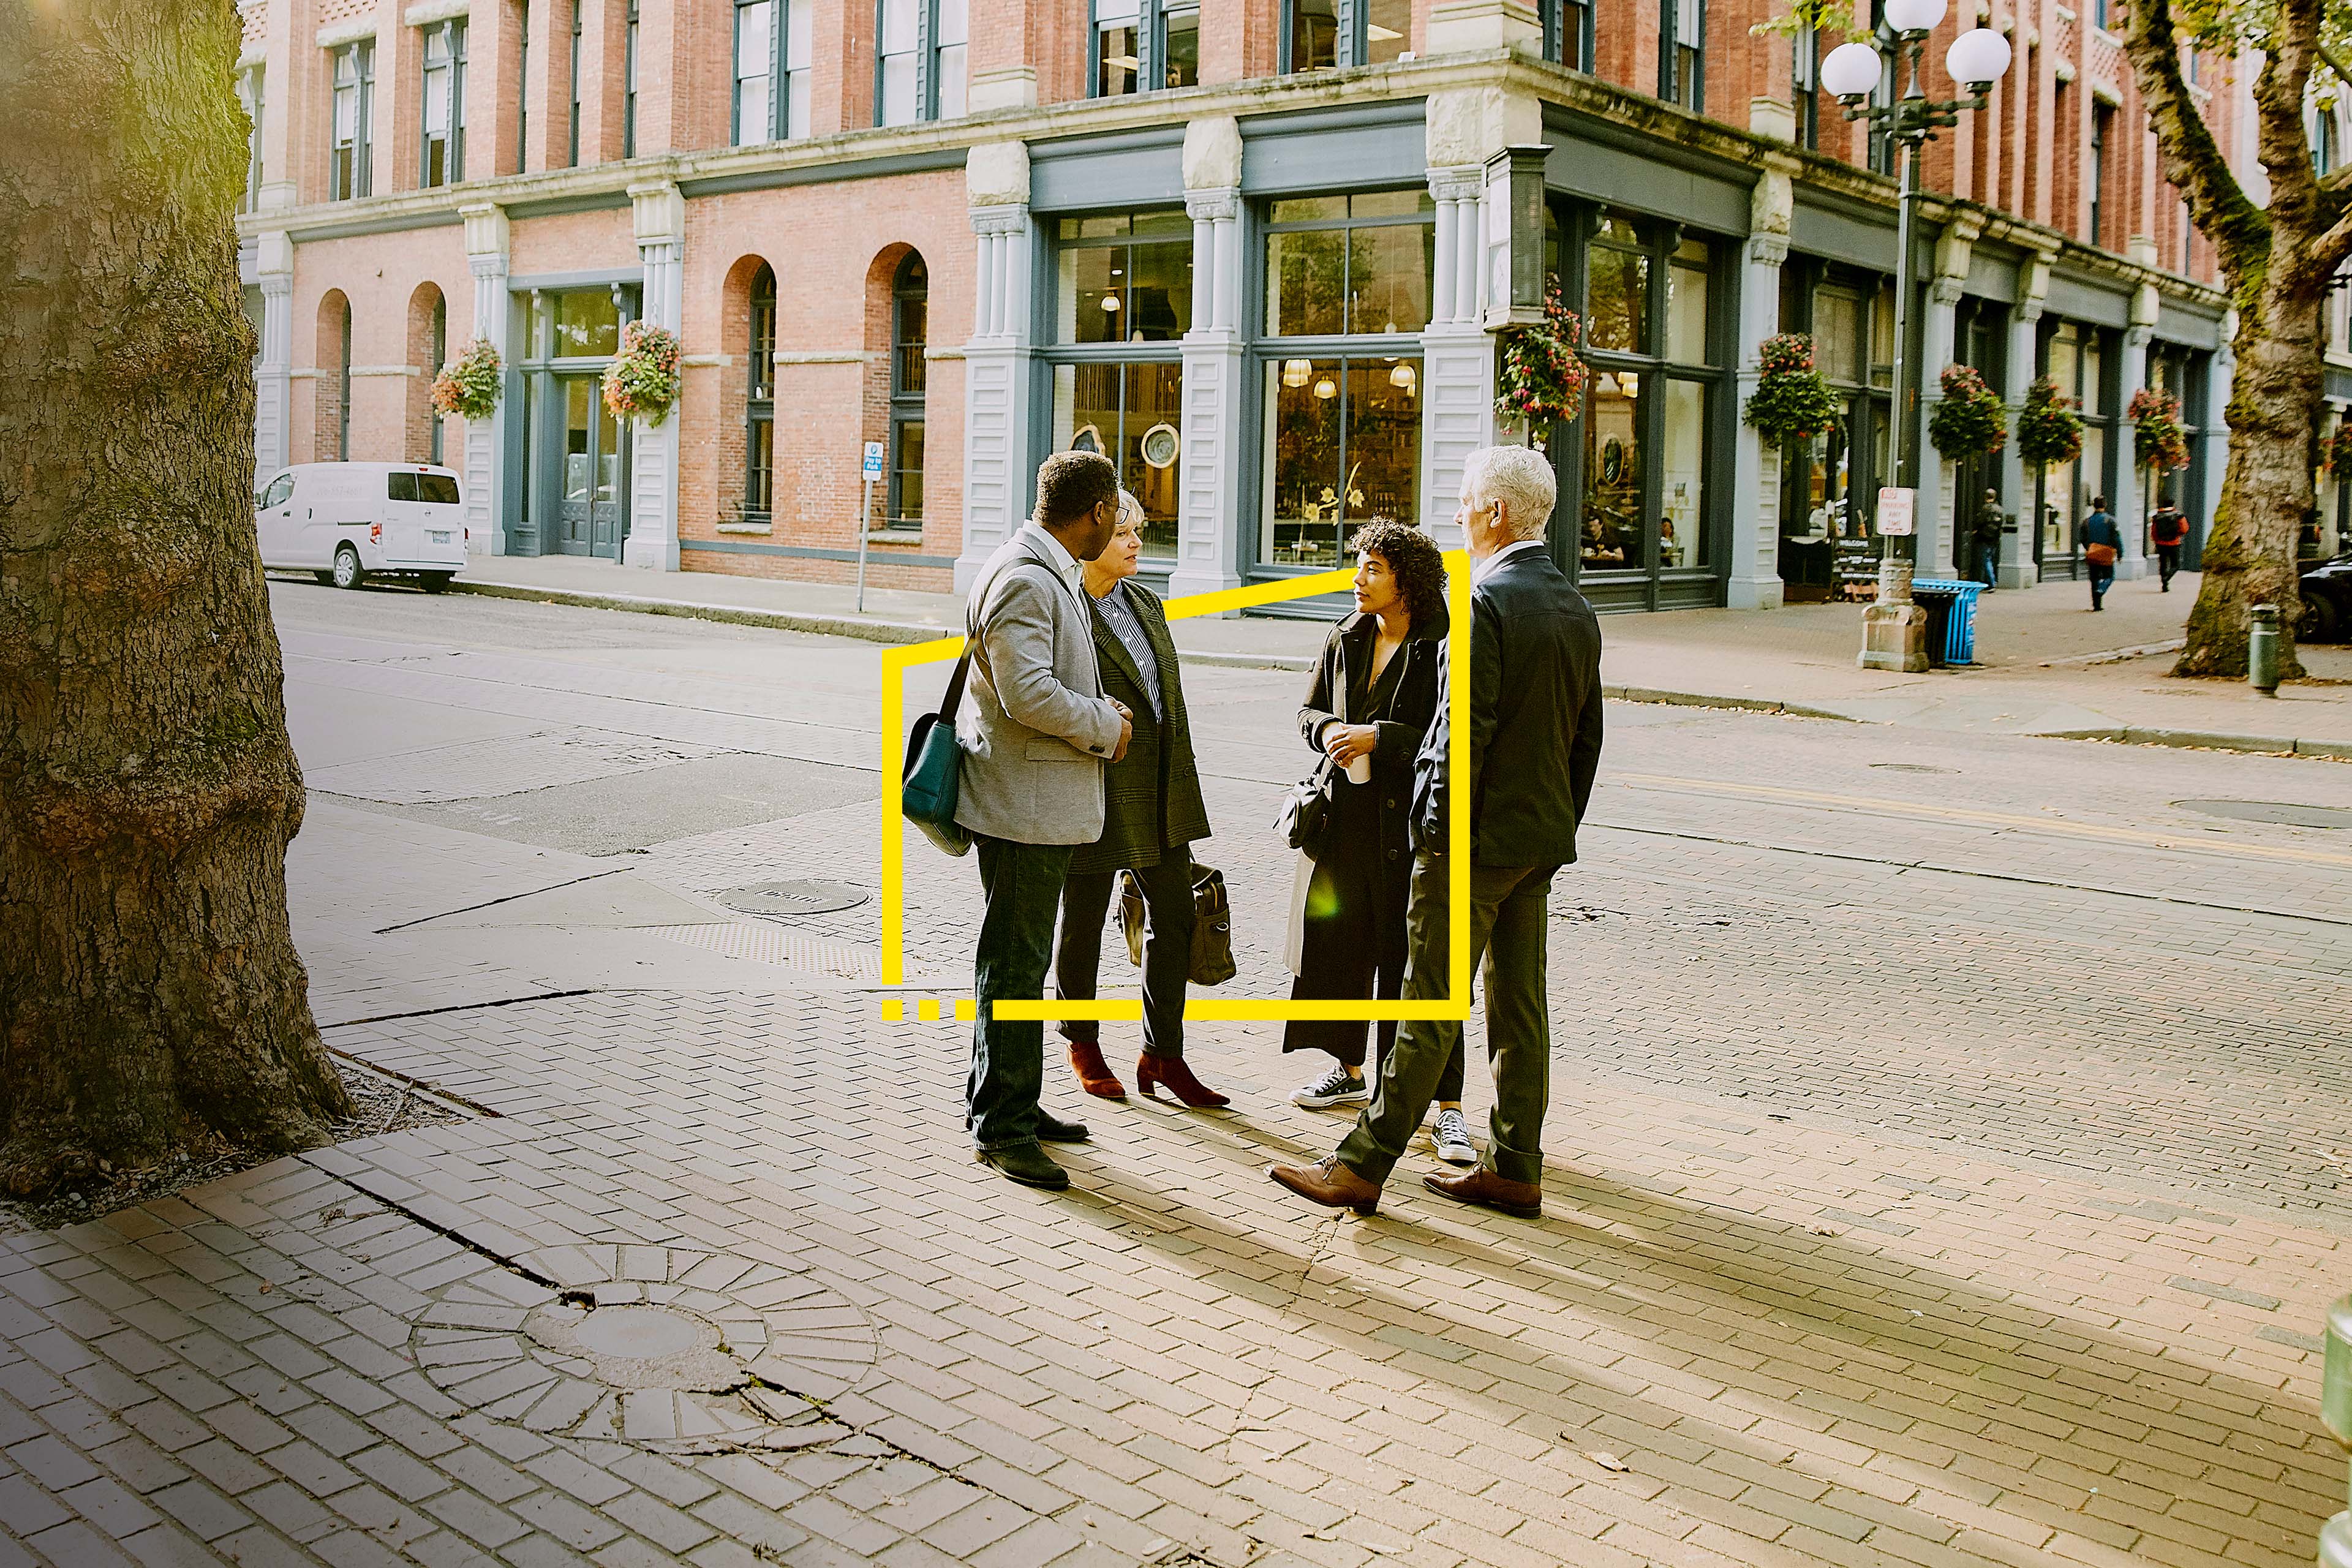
[958,450,1133,1191]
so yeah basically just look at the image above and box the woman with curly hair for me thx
[1281,521,1470,1165]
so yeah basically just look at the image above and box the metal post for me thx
[2249,603,2280,695]
[856,473,874,614]
[1888,132,1916,585]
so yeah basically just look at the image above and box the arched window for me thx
[317,292,353,462]
[747,264,776,522]
[429,293,448,462]
[888,254,927,532]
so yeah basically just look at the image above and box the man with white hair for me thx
[1270,444,1604,1219]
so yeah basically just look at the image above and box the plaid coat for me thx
[1067,582,1211,876]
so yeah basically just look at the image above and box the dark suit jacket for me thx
[1068,581,1211,876]
[1298,609,1447,880]
[1412,546,1604,867]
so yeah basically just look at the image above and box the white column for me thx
[1419,164,1494,554]
[2114,319,2154,579]
[459,202,510,556]
[956,204,1034,591]
[2200,309,2235,566]
[1727,231,1789,609]
[625,181,684,571]
[2000,297,2043,589]
[1915,277,1961,579]
[254,232,294,486]
[1170,184,1246,600]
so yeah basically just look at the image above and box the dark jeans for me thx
[1977,543,2000,589]
[1054,852,1191,1059]
[1336,853,1557,1188]
[2156,543,2181,588]
[968,835,1074,1153]
[2089,560,2115,607]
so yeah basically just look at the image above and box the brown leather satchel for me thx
[1120,863,1237,987]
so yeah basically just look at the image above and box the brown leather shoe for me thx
[1136,1054,1229,1109]
[1067,1040,1125,1100]
[1423,1167,1542,1218]
[1268,1156,1381,1216]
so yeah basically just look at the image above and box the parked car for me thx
[255,462,467,591]
[2301,552,2352,643]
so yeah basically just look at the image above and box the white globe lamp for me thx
[1884,0,1948,32]
[1820,40,1886,99]
[1945,26,2012,86]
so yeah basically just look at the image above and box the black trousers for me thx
[1053,851,1191,1059]
[1284,841,1464,1102]
[968,836,1074,1153]
[2156,543,2181,588]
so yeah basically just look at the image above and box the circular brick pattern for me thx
[409,1245,874,1447]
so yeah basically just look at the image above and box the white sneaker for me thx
[1292,1065,1370,1109]
[1432,1107,1476,1166]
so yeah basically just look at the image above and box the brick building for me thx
[233,0,2309,612]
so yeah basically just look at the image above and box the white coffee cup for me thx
[1346,753,1372,786]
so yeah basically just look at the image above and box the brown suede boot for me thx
[1066,1039,1126,1100]
[1422,1167,1542,1218]
[1136,1054,1228,1109]
[1268,1156,1382,1216]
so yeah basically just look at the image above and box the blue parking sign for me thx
[862,441,885,480]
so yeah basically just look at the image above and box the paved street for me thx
[2,579,2347,1568]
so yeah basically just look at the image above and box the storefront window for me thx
[1585,221,1649,353]
[1660,379,1708,568]
[1052,363,1183,556]
[1581,374,1642,571]
[1665,238,1711,363]
[1055,211,1192,343]
[1261,355,1421,568]
[551,290,621,357]
[1264,190,1433,338]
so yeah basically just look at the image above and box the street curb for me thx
[2033,726,2352,760]
[448,578,1321,670]
[1604,685,1858,722]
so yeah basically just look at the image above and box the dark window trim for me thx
[420,16,467,188]
[1088,0,1201,98]
[886,253,928,530]
[624,0,639,156]
[1659,0,1704,110]
[745,263,775,524]
[873,0,964,127]
[1793,25,1819,149]
[516,0,529,173]
[329,38,375,201]
[567,0,582,167]
[1545,0,1594,72]
[734,0,810,145]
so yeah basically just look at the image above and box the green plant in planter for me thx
[2015,375,2084,467]
[1929,363,2007,460]
[2127,387,2191,473]
[603,322,682,426]
[1743,334,1841,447]
[428,339,502,423]
[1494,277,1588,443]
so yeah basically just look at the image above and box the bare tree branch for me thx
[2123,0,2271,281]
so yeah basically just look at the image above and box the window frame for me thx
[567,0,582,167]
[2089,104,2111,247]
[734,0,811,145]
[420,17,467,188]
[1088,0,1201,97]
[516,0,529,172]
[886,254,929,532]
[1279,0,1409,73]
[874,0,967,127]
[1543,0,1594,72]
[624,0,639,156]
[429,293,448,464]
[745,264,776,525]
[1792,24,1819,149]
[328,38,375,201]
[1659,0,1703,110]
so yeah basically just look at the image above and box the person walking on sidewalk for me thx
[1973,489,2005,591]
[1280,522,1470,1164]
[2150,492,2187,591]
[2081,495,2121,611]
[1051,491,1227,1110]
[957,451,1133,1192]
[1268,445,1604,1221]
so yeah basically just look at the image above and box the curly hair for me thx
[1348,521,1449,630]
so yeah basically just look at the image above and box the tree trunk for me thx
[0,0,352,1197]
[2176,280,2322,678]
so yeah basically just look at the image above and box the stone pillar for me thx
[254,232,295,486]
[2201,308,2235,563]
[459,202,510,555]
[1170,119,1246,600]
[2113,272,2160,581]
[956,141,1035,592]
[1917,276,1962,578]
[1426,0,1544,52]
[1420,162,1495,554]
[1999,254,2049,589]
[624,181,684,571]
[1727,168,1792,610]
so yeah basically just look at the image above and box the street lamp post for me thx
[1822,7,2012,671]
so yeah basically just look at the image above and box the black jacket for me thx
[1068,583,1210,877]
[1297,608,1447,878]
[1412,546,1604,867]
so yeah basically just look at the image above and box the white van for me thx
[255,462,468,591]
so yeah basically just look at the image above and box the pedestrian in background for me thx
[1973,489,2005,590]
[2081,494,2120,611]
[1270,445,1605,1221]
[957,451,1133,1192]
[2150,492,2187,591]
[1280,522,1469,1164]
[1051,492,1226,1110]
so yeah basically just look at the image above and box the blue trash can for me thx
[1911,579,1984,665]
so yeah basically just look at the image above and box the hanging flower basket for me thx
[2328,424,2352,474]
[1494,279,1588,440]
[1928,364,2008,461]
[429,338,502,423]
[2127,387,2191,472]
[1743,334,1842,447]
[2015,375,2084,467]
[603,322,682,427]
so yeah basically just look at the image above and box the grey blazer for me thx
[954,531,1126,845]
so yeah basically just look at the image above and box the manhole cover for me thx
[1869,763,1954,774]
[717,880,868,918]
[574,1305,705,1360]
[2175,799,2352,829]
